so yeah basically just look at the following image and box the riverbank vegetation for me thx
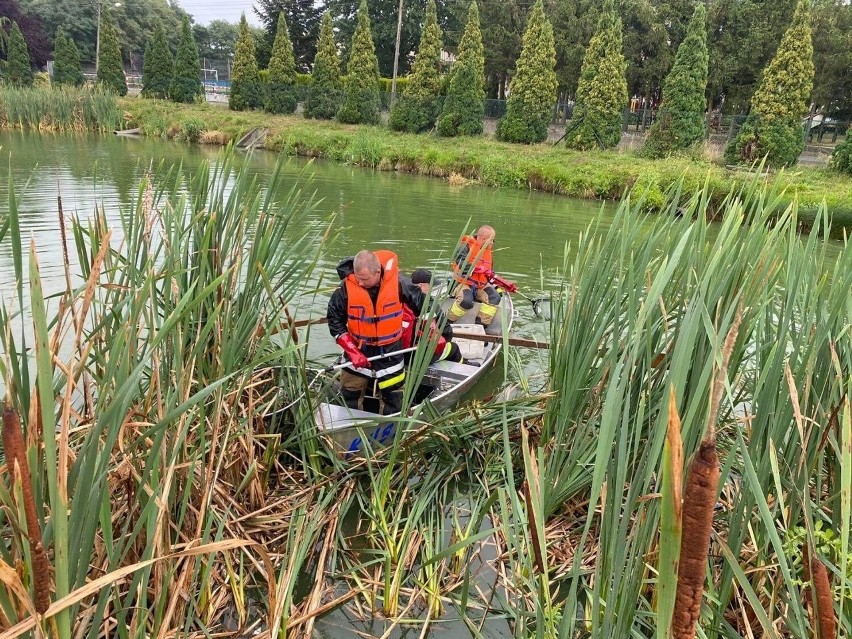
[0,85,119,131]
[1,149,849,636]
[121,97,852,232]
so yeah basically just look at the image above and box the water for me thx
[0,130,606,377]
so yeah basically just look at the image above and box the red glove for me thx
[472,263,492,277]
[491,274,518,293]
[336,334,370,369]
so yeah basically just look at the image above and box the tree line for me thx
[3,0,849,118]
[226,0,816,166]
[0,0,832,167]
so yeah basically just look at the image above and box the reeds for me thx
[0,146,849,638]
[0,86,120,132]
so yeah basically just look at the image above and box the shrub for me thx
[180,117,205,142]
[830,137,852,175]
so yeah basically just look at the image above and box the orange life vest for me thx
[453,235,493,287]
[345,250,403,347]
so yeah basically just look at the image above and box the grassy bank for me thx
[120,99,852,233]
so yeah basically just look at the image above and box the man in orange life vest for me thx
[448,225,517,326]
[327,250,447,414]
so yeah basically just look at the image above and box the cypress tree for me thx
[5,22,34,87]
[142,22,173,99]
[52,28,84,87]
[389,0,443,133]
[436,1,485,137]
[169,16,202,103]
[496,0,558,144]
[337,0,381,125]
[265,13,298,114]
[96,8,127,96]
[565,0,627,150]
[304,12,342,119]
[230,14,264,111]
[725,0,814,167]
[644,4,709,157]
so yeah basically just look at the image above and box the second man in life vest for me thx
[448,225,516,326]
[327,249,448,415]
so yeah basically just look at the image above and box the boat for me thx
[314,287,514,455]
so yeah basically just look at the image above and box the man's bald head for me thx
[353,250,382,288]
[477,225,495,245]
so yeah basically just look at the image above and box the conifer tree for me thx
[644,4,709,157]
[142,22,173,99]
[337,0,381,124]
[725,0,814,167]
[230,14,264,111]
[265,13,298,114]
[436,1,485,137]
[496,0,558,143]
[96,8,127,96]
[6,22,34,87]
[389,0,443,133]
[565,0,626,150]
[52,27,84,87]
[169,16,202,103]
[304,11,342,119]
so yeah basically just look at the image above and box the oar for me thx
[452,330,549,349]
[324,346,420,372]
[271,317,549,349]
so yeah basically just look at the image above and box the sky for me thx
[176,0,261,26]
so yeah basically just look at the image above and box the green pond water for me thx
[0,130,608,383]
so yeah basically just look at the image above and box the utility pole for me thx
[95,0,102,76]
[390,0,404,108]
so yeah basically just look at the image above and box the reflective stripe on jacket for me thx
[345,250,404,348]
[452,235,493,287]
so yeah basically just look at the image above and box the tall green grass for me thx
[0,86,120,132]
[0,148,849,638]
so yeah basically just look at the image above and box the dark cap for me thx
[410,268,432,285]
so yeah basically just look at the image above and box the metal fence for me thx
[200,80,850,147]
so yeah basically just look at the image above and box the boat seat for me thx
[452,323,487,360]
[428,359,483,382]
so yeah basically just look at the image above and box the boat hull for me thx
[315,289,514,455]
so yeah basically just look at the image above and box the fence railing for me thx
[199,81,850,147]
